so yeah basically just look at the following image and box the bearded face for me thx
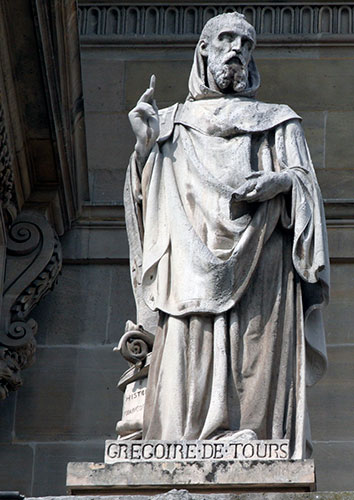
[200,24,254,94]
[208,49,249,93]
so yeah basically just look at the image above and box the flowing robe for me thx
[124,97,329,459]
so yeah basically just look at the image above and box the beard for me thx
[208,53,249,93]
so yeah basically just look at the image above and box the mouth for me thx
[223,54,245,67]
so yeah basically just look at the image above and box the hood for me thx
[187,41,261,101]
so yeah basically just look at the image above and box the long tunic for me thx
[124,97,329,459]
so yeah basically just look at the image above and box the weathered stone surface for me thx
[2,7,354,500]
[85,111,135,173]
[0,211,62,399]
[81,57,126,112]
[107,265,137,344]
[326,111,354,170]
[84,110,136,203]
[327,228,354,261]
[25,493,354,500]
[313,442,354,492]
[0,444,34,495]
[115,378,147,439]
[124,57,354,113]
[317,169,354,199]
[61,225,129,262]
[33,265,112,345]
[323,264,354,344]
[123,12,328,458]
[15,346,122,441]
[308,346,354,441]
[29,138,58,182]
[1,0,88,233]
[90,167,128,204]
[77,3,354,41]
[61,220,354,265]
[125,59,191,109]
[299,111,326,170]
[0,391,16,442]
[256,58,354,111]
[67,460,315,493]
[32,442,103,497]
[85,111,126,167]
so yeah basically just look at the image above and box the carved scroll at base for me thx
[0,211,62,399]
[0,321,36,399]
[114,321,154,440]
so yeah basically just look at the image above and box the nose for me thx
[231,36,242,52]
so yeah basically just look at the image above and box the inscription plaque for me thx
[122,378,146,422]
[105,439,289,463]
[116,378,147,438]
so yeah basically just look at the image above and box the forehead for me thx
[210,17,255,42]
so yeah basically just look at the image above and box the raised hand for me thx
[232,171,292,203]
[128,75,160,165]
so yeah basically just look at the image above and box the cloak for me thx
[124,41,329,456]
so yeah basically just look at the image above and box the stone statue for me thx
[124,12,329,459]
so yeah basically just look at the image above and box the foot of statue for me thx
[214,428,258,441]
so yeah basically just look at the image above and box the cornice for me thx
[78,2,354,46]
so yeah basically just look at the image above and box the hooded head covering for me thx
[188,13,260,101]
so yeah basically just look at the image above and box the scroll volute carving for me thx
[115,320,155,393]
[0,211,62,399]
[116,320,154,368]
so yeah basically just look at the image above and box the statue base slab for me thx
[66,459,315,495]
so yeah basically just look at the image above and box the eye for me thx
[218,32,233,42]
[242,37,252,50]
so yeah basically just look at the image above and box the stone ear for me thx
[199,40,208,57]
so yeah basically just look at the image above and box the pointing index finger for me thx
[149,74,156,91]
[138,75,156,104]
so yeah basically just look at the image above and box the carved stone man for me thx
[125,13,329,459]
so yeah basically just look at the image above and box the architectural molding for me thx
[0,4,30,214]
[32,0,90,231]
[0,211,62,399]
[0,0,87,399]
[78,3,354,46]
[0,0,89,236]
[0,100,18,228]
[76,199,354,224]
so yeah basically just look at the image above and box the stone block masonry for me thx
[67,459,315,494]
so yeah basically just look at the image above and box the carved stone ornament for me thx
[0,211,62,399]
[116,320,154,367]
[114,321,154,440]
[115,320,154,389]
[79,3,354,45]
[0,100,17,227]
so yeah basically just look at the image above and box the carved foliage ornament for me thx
[0,212,62,399]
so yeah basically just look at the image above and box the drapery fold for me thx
[124,98,329,457]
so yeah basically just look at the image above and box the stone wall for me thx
[0,1,354,496]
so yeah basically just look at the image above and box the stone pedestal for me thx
[66,459,315,495]
[32,494,354,500]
